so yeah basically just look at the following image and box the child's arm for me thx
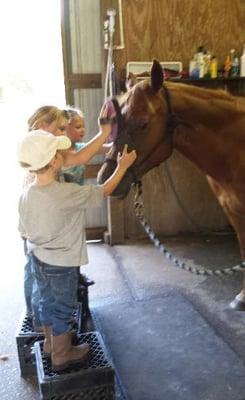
[63,104,112,167]
[102,145,137,196]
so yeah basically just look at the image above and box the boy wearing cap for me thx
[17,130,136,372]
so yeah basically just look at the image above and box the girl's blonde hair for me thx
[28,105,68,130]
[63,106,84,123]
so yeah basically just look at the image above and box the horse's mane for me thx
[167,81,233,101]
[119,78,245,114]
[166,81,245,113]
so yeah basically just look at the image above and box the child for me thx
[62,106,112,185]
[27,105,68,136]
[17,130,136,371]
[62,106,107,288]
[24,106,69,325]
[24,104,113,329]
[61,106,87,185]
[27,104,113,165]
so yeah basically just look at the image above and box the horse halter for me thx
[102,97,139,183]
[161,85,185,138]
[104,85,184,146]
[161,84,193,137]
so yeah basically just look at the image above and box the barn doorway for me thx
[0,0,65,284]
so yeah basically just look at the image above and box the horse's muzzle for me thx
[97,163,134,199]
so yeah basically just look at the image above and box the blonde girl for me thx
[28,104,111,166]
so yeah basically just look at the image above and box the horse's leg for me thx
[207,177,245,310]
[225,214,245,310]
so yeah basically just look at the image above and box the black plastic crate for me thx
[34,331,115,400]
[74,302,95,334]
[76,274,95,333]
[16,311,44,377]
[15,309,86,378]
[16,299,95,378]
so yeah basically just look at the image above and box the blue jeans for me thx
[31,253,79,336]
[23,241,41,326]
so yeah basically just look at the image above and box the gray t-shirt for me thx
[18,181,104,267]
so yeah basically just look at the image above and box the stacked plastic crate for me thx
[16,275,116,399]
[34,331,115,399]
[16,311,44,378]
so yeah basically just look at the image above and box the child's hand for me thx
[117,144,137,170]
[98,103,115,137]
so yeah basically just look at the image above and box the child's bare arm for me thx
[62,104,112,167]
[102,145,137,196]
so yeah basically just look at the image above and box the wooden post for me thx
[104,197,125,245]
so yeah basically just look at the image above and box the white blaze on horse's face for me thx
[145,93,157,114]
[122,82,161,130]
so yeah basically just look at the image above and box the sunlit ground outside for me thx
[0,0,65,302]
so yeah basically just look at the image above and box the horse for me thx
[97,59,245,310]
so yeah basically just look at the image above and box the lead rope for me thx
[133,181,245,276]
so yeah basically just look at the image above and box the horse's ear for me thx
[126,72,137,91]
[151,59,164,92]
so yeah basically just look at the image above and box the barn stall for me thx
[3,1,245,400]
[62,0,245,244]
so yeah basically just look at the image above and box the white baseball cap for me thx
[17,129,71,171]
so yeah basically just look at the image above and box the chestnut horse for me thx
[98,60,245,309]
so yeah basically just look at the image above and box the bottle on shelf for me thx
[231,55,240,77]
[196,46,205,78]
[203,51,211,78]
[230,49,235,66]
[240,44,245,77]
[189,56,196,78]
[224,54,232,78]
[189,54,199,78]
[210,56,218,79]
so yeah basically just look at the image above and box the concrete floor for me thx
[0,229,245,399]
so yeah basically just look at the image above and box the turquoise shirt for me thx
[62,143,86,186]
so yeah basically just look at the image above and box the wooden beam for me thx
[86,227,106,241]
[104,197,125,245]
[67,73,102,89]
[60,0,74,104]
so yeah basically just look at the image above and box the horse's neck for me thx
[169,84,234,180]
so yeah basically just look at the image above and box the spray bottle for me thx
[210,56,218,78]
[240,44,245,77]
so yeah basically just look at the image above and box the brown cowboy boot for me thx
[42,325,52,357]
[51,331,89,372]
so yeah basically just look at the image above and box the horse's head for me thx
[98,60,175,198]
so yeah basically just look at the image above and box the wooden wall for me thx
[123,154,229,239]
[101,0,245,75]
[101,0,245,240]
